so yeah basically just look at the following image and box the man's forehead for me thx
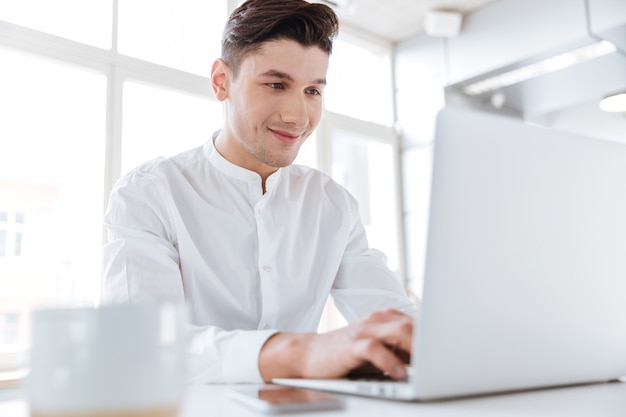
[241,40,329,83]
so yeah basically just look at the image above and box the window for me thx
[316,32,401,331]
[0,210,26,258]
[14,232,23,257]
[293,133,318,169]
[331,129,400,271]
[117,0,225,77]
[318,121,403,330]
[121,81,223,174]
[323,33,401,275]
[0,50,107,351]
[0,2,403,339]
[0,2,228,362]
[326,35,394,126]
[0,0,113,48]
[402,145,434,298]
[0,313,21,345]
[0,230,6,257]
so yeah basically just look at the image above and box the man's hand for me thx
[259,308,413,382]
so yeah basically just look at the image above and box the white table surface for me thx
[2,380,626,416]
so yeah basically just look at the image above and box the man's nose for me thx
[280,92,309,126]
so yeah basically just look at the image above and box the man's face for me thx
[215,39,329,174]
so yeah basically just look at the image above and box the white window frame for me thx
[0,207,26,258]
[316,112,405,281]
[0,17,217,220]
[0,1,406,284]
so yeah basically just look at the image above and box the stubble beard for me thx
[251,142,299,168]
[251,128,308,168]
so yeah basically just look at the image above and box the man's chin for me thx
[267,153,299,168]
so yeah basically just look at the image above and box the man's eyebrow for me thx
[260,70,327,85]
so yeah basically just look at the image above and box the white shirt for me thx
[102,138,417,383]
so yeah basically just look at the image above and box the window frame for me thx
[0,1,407,289]
[0,207,27,258]
[316,112,405,280]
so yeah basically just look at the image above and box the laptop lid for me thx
[412,106,626,399]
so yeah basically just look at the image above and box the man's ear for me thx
[211,58,230,101]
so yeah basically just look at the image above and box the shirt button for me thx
[263,264,272,272]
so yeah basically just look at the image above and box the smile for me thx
[269,128,303,143]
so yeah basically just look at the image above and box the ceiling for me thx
[323,0,626,145]
[323,0,502,43]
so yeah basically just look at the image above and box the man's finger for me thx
[352,338,408,380]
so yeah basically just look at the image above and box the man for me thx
[102,0,418,384]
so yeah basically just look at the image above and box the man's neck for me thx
[213,130,277,194]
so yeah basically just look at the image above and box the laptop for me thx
[274,106,626,401]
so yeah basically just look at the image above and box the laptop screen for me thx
[414,107,626,399]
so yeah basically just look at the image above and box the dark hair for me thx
[222,0,339,77]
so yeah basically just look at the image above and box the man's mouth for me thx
[269,128,303,143]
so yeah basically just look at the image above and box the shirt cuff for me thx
[222,329,279,383]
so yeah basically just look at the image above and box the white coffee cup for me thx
[26,303,187,417]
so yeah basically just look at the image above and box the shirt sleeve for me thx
[330,198,420,322]
[101,169,276,383]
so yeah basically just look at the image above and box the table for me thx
[2,380,626,416]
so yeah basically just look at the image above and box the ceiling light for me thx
[599,92,626,112]
[462,40,618,96]
[424,10,463,38]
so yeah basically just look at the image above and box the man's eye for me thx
[267,83,284,89]
[306,88,321,96]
